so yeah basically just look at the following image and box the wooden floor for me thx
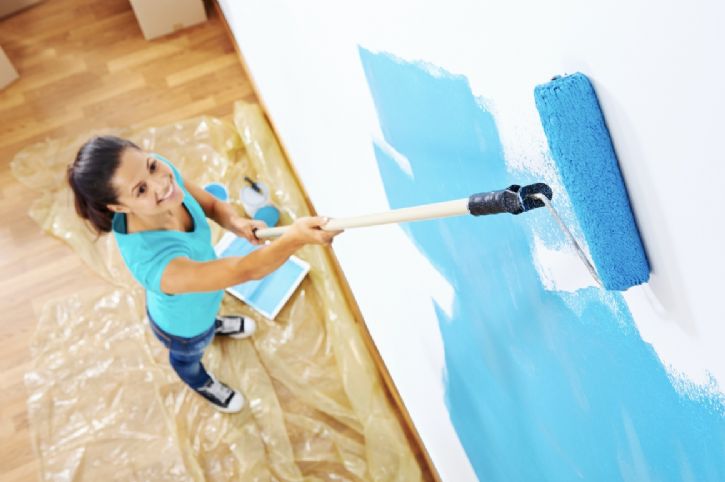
[0,1,256,479]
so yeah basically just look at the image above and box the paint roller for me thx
[255,72,650,292]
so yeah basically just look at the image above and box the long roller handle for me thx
[255,198,469,239]
[253,182,552,240]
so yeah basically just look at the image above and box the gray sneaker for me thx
[196,374,244,413]
[214,315,257,339]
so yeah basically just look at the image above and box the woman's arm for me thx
[184,177,240,231]
[160,217,341,295]
[185,176,264,244]
[161,235,303,294]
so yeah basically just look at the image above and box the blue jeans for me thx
[147,311,216,389]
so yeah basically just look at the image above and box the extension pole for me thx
[253,183,552,240]
[254,199,469,239]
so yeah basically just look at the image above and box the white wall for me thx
[218,0,725,479]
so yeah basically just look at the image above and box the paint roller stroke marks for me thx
[358,47,725,482]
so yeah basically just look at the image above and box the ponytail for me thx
[67,135,140,235]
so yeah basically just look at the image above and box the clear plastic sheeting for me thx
[14,102,423,482]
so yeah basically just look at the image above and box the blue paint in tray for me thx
[359,47,725,482]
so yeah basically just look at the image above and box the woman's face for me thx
[108,147,184,216]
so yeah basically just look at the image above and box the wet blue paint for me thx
[359,48,725,482]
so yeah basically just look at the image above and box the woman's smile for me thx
[157,178,176,204]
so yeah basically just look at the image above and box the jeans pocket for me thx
[189,328,215,353]
[147,307,215,355]
[150,325,172,349]
[170,326,215,357]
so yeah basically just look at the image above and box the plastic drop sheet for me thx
[14,102,423,482]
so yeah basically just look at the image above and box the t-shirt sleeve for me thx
[124,241,191,294]
[148,248,190,294]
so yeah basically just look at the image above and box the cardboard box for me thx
[0,0,43,19]
[128,0,207,40]
[0,46,19,90]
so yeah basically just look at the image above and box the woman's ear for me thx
[107,203,129,214]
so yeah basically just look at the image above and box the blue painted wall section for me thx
[359,48,725,482]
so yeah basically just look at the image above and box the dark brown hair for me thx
[67,135,140,235]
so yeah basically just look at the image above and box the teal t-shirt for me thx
[112,155,224,337]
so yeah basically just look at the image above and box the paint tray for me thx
[214,231,310,319]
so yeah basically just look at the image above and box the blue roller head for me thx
[534,73,650,290]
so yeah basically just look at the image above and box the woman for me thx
[67,135,341,413]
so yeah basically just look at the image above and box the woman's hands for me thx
[227,216,268,245]
[228,215,343,247]
[285,216,343,247]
